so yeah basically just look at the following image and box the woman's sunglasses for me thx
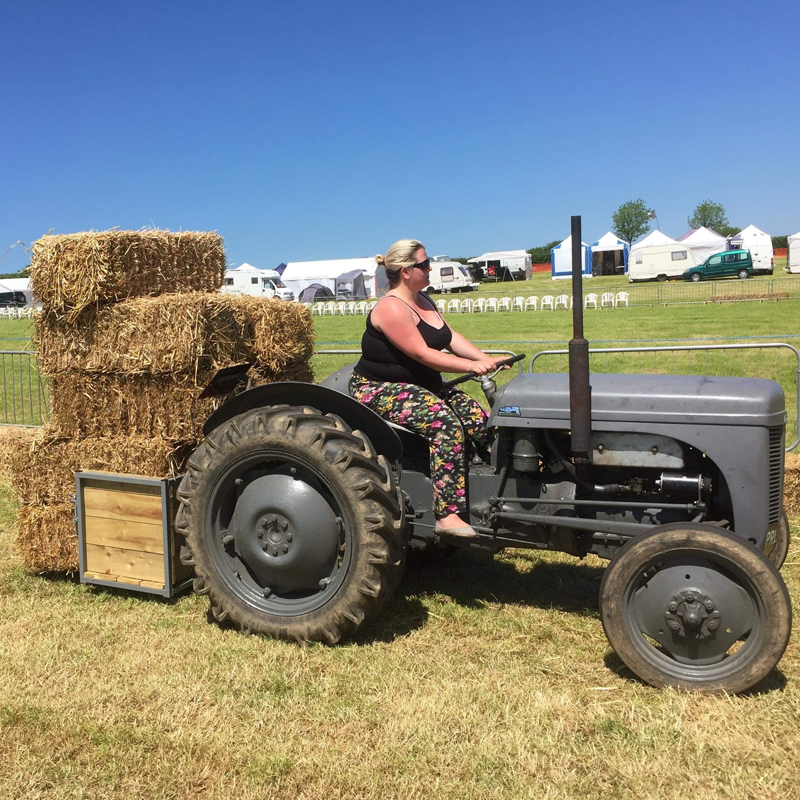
[411,259,431,272]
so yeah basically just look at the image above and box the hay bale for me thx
[49,373,216,440]
[8,429,196,505]
[31,230,226,321]
[15,502,78,573]
[786,453,800,516]
[35,293,314,377]
[0,427,38,481]
[47,361,314,439]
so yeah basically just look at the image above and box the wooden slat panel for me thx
[85,544,165,584]
[83,485,163,524]
[139,579,165,589]
[84,514,164,554]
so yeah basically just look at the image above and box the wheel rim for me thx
[622,548,766,681]
[691,274,700,282]
[205,450,351,617]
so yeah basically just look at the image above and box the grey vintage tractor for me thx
[176,222,792,695]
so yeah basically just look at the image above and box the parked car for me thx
[682,250,753,282]
[0,291,27,307]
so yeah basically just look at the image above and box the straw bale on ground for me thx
[8,429,196,505]
[786,453,800,515]
[35,293,314,377]
[15,502,78,573]
[31,230,225,321]
[0,427,38,480]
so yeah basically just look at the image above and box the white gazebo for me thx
[281,257,380,298]
[676,227,727,264]
[550,236,590,279]
[590,232,629,276]
[787,231,800,274]
[730,225,774,273]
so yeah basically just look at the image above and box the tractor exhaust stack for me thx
[568,215,592,478]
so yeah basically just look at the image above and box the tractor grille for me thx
[768,426,784,525]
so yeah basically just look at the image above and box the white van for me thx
[426,261,479,293]
[628,244,697,282]
[222,264,295,300]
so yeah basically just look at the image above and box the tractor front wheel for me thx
[175,405,406,643]
[599,523,791,694]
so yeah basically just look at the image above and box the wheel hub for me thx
[226,473,342,594]
[664,590,720,639]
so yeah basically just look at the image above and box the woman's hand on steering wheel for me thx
[468,358,499,376]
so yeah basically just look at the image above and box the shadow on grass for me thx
[359,548,605,644]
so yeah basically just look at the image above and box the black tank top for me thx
[355,295,452,392]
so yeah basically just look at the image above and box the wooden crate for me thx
[76,471,193,597]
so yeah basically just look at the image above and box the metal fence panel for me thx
[0,351,50,426]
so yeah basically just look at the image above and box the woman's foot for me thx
[434,513,477,539]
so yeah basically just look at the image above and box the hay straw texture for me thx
[8,429,196,506]
[0,427,38,480]
[15,503,78,573]
[48,362,315,440]
[35,293,314,377]
[31,230,226,321]
[785,453,800,515]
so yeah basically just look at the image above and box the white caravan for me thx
[468,250,532,281]
[729,225,773,275]
[788,232,800,274]
[426,261,479,293]
[222,264,295,300]
[628,244,697,282]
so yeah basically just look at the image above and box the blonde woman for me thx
[349,240,507,538]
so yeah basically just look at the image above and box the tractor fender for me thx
[202,381,403,463]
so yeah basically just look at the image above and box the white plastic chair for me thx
[447,298,460,313]
[541,295,555,310]
[472,298,486,313]
[354,301,367,315]
[584,293,598,309]
[435,299,446,313]
[345,301,357,315]
[486,298,499,312]
[615,291,630,308]
[322,301,336,315]
[498,297,512,312]
[600,292,615,309]
[554,294,570,310]
[524,296,538,311]
[367,300,378,313]
[512,296,525,312]
[459,298,473,313]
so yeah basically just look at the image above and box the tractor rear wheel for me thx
[599,523,791,694]
[175,405,406,644]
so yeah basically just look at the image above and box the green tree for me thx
[612,199,653,245]
[688,200,728,231]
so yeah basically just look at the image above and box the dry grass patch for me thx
[0,484,799,799]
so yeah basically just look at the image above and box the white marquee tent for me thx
[787,231,800,274]
[589,232,628,276]
[730,225,774,273]
[281,257,380,298]
[550,236,590,279]
[676,227,727,264]
[0,277,34,305]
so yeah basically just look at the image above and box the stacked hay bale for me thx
[786,452,800,516]
[10,230,314,572]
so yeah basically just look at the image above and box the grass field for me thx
[1,290,800,798]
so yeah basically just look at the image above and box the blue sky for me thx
[2,0,798,272]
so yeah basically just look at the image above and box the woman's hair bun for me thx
[375,254,386,266]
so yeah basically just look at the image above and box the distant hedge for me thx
[527,241,561,264]
[773,236,788,249]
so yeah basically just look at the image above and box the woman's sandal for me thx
[434,523,477,539]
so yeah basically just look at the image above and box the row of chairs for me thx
[433,292,630,313]
[0,306,35,319]
[308,292,631,316]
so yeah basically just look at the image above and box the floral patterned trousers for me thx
[349,372,494,518]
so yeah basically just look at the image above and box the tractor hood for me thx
[489,373,787,428]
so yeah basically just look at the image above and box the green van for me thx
[682,249,753,282]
